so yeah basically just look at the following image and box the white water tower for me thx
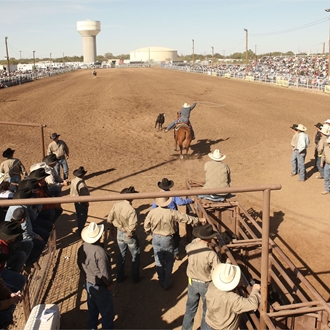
[77,20,101,63]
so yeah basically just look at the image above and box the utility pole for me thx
[244,28,248,74]
[192,39,195,66]
[5,37,10,75]
[325,9,330,79]
[33,51,36,71]
[211,46,214,67]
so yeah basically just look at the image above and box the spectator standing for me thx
[0,148,27,189]
[77,222,114,329]
[315,125,328,179]
[320,137,330,195]
[107,186,140,284]
[295,124,310,182]
[144,196,204,290]
[47,132,69,180]
[182,224,220,330]
[313,122,323,168]
[203,263,261,330]
[70,166,89,234]
[290,124,299,176]
[152,178,193,260]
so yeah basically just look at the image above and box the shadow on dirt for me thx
[190,138,229,159]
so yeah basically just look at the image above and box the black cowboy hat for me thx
[314,122,323,129]
[50,132,60,140]
[192,224,217,240]
[120,186,139,194]
[0,221,23,241]
[13,187,34,199]
[11,207,27,221]
[29,168,50,180]
[73,166,87,178]
[18,178,39,191]
[42,154,58,166]
[158,178,174,190]
[289,124,298,130]
[2,148,15,158]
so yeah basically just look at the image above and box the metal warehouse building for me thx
[130,46,178,62]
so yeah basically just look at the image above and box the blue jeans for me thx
[201,322,213,330]
[74,203,88,234]
[39,207,63,224]
[6,251,26,273]
[24,237,46,265]
[324,163,330,192]
[152,234,174,289]
[116,230,140,283]
[0,268,26,292]
[55,158,69,180]
[85,281,114,329]
[182,280,210,330]
[291,149,298,175]
[7,174,21,192]
[297,150,306,181]
[317,155,324,178]
[0,304,16,329]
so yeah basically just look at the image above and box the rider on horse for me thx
[165,102,197,139]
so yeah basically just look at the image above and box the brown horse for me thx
[174,123,192,159]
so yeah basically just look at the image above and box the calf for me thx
[155,113,165,131]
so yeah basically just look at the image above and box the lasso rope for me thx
[195,101,226,107]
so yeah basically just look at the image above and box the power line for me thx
[251,17,329,36]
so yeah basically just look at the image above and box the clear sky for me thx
[1,0,330,60]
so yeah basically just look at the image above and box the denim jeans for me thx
[324,163,330,192]
[0,304,16,329]
[55,158,69,180]
[116,230,140,283]
[85,281,114,329]
[74,203,88,234]
[201,322,213,330]
[182,280,210,330]
[316,155,324,177]
[297,150,306,181]
[6,251,26,273]
[291,149,298,175]
[39,207,63,224]
[24,237,46,265]
[152,234,174,289]
[0,268,26,292]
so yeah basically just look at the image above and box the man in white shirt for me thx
[295,124,310,182]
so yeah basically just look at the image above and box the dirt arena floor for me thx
[1,67,329,329]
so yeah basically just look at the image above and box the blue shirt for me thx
[152,196,193,210]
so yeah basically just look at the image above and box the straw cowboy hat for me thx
[324,119,330,124]
[158,178,174,190]
[2,148,15,158]
[212,263,241,292]
[296,124,307,132]
[155,196,172,207]
[208,149,226,162]
[81,222,104,244]
[192,224,217,240]
[0,221,23,241]
[183,103,190,108]
[320,126,329,135]
[50,133,60,140]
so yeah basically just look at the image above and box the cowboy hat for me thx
[320,126,329,135]
[192,224,217,240]
[314,122,323,129]
[73,166,87,177]
[324,119,330,124]
[208,149,226,161]
[11,207,27,221]
[0,221,23,241]
[18,178,39,191]
[2,148,15,158]
[212,263,241,292]
[158,178,174,190]
[30,162,47,172]
[120,186,139,194]
[42,154,58,166]
[50,133,60,140]
[182,103,190,108]
[289,124,298,130]
[29,168,50,180]
[155,196,172,207]
[81,222,104,244]
[13,187,34,199]
[296,124,307,132]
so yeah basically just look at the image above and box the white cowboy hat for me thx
[81,222,104,244]
[212,263,241,291]
[183,103,190,108]
[296,124,307,132]
[324,119,330,124]
[320,126,329,135]
[208,149,226,161]
[155,196,172,207]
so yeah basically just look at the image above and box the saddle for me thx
[174,122,191,131]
